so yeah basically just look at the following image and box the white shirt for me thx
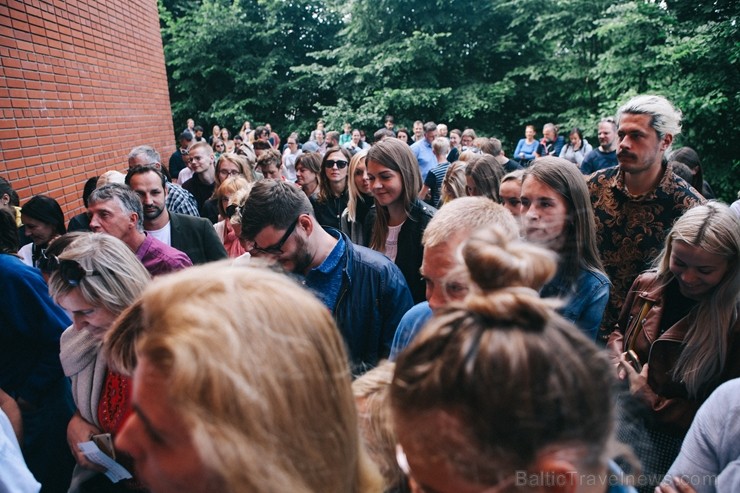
[178,167,194,185]
[146,221,172,246]
[0,408,41,492]
[384,223,404,263]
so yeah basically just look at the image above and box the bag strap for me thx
[626,300,654,351]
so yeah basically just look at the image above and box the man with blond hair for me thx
[389,196,519,359]
[588,94,705,342]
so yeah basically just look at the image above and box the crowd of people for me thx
[2,93,740,493]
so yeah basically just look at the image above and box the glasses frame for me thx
[249,216,301,256]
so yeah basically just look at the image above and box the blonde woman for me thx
[440,161,467,205]
[213,176,252,258]
[106,263,383,493]
[341,150,373,245]
[49,233,151,492]
[609,202,740,482]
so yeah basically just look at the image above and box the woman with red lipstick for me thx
[49,233,150,492]
[520,157,610,340]
[365,138,436,303]
[608,202,740,483]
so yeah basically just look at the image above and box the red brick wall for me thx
[0,0,175,220]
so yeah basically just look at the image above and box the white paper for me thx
[78,441,133,483]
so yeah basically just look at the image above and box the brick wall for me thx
[0,0,175,220]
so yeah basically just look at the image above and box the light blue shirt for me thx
[411,139,437,179]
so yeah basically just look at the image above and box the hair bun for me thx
[462,226,557,292]
[460,226,559,332]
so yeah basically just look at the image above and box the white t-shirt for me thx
[178,167,194,185]
[146,221,172,246]
[384,223,404,263]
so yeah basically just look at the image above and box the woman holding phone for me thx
[609,202,740,484]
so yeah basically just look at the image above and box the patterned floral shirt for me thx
[588,162,705,343]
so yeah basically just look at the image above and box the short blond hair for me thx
[424,196,517,248]
[105,263,382,493]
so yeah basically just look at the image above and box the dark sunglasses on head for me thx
[323,159,349,169]
[40,253,100,286]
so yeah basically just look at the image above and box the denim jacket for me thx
[540,266,611,340]
[327,229,414,375]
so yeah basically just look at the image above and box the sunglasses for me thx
[40,253,101,286]
[249,217,300,256]
[323,159,349,169]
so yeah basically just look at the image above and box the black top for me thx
[311,189,349,231]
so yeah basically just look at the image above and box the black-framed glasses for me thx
[249,217,300,256]
[323,159,349,169]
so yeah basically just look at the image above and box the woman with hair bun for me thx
[609,201,740,484]
[391,225,635,493]
[521,157,611,339]
[48,232,151,492]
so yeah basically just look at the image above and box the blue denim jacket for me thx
[540,267,611,340]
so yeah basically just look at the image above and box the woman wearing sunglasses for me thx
[365,138,436,303]
[213,176,252,258]
[311,146,352,230]
[49,233,150,492]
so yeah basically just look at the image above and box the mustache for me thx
[618,151,637,160]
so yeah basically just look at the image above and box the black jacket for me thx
[169,212,227,265]
[364,199,436,304]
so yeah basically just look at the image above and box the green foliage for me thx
[162,0,740,201]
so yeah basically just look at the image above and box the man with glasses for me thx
[581,117,619,175]
[128,145,200,217]
[88,183,192,276]
[126,166,226,265]
[239,180,413,374]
